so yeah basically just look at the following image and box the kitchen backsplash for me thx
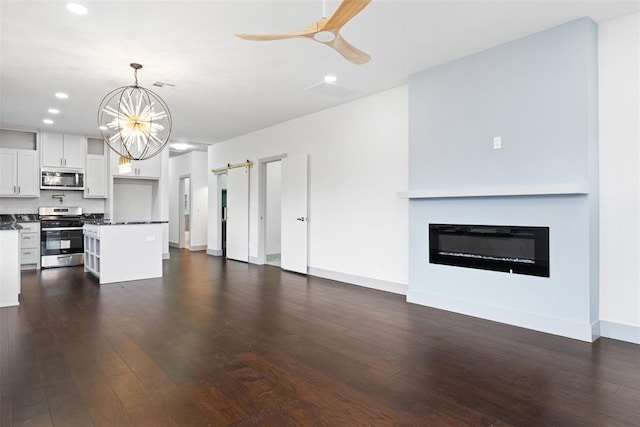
[0,190,105,214]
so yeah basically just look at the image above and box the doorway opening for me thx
[221,188,227,257]
[265,160,282,266]
[258,153,307,273]
[216,173,228,257]
[178,176,191,249]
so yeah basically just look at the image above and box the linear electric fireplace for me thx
[429,224,549,277]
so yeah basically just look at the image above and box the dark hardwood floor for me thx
[1,249,639,426]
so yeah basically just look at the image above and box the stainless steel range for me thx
[39,206,84,268]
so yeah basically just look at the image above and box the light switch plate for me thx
[493,136,502,149]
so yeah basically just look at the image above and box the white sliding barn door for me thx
[281,155,308,274]
[226,167,249,262]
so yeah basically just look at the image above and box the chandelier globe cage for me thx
[98,63,172,162]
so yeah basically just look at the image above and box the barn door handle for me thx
[296,217,306,222]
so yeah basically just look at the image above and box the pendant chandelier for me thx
[98,63,172,163]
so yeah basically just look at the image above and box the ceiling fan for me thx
[236,0,372,65]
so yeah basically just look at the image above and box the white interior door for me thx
[281,155,308,274]
[226,167,249,262]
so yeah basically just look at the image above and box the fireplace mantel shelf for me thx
[398,183,588,199]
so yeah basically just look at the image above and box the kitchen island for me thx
[0,223,21,307]
[83,221,166,284]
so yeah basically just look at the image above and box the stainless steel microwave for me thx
[41,169,85,190]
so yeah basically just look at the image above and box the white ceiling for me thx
[1,0,638,153]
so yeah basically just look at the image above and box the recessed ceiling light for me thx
[171,143,191,151]
[48,108,60,114]
[55,92,69,99]
[43,119,54,125]
[324,75,337,83]
[98,125,107,131]
[66,3,88,15]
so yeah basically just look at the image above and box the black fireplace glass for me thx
[429,224,549,277]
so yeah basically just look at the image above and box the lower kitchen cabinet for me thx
[19,222,40,269]
[83,222,162,284]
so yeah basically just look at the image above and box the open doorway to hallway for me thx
[265,160,282,266]
[178,176,191,249]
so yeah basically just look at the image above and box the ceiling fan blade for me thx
[322,0,372,30]
[326,33,370,64]
[236,33,302,41]
[236,21,322,41]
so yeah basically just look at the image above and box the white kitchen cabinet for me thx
[85,154,107,198]
[0,229,20,307]
[110,150,160,179]
[18,222,40,269]
[84,224,101,278]
[84,223,163,284]
[41,132,85,169]
[0,149,39,197]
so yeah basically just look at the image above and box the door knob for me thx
[296,217,306,222]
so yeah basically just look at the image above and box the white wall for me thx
[208,86,408,293]
[598,12,640,343]
[113,179,153,221]
[168,151,209,250]
[265,161,281,255]
[0,190,105,214]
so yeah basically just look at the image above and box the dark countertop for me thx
[14,214,39,222]
[0,223,23,231]
[84,220,168,226]
[0,213,106,224]
[0,213,39,223]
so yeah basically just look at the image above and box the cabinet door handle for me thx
[13,186,16,194]
[18,186,20,194]
[87,187,90,194]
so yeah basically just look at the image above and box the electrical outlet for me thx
[493,136,502,149]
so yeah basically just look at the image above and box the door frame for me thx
[257,154,287,265]
[214,171,227,256]
[178,174,191,249]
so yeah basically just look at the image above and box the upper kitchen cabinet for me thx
[41,132,85,169]
[84,138,108,198]
[0,149,39,197]
[0,129,39,197]
[110,150,160,179]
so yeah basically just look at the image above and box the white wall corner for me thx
[249,256,263,265]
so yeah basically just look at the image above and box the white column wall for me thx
[598,12,640,343]
[208,86,409,292]
[168,151,209,250]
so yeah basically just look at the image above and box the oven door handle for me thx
[41,227,84,231]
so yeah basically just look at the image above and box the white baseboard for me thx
[0,301,19,308]
[249,256,263,265]
[308,267,408,295]
[207,249,223,256]
[188,245,207,251]
[598,320,640,345]
[407,290,595,342]
[169,241,179,248]
[162,252,170,260]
